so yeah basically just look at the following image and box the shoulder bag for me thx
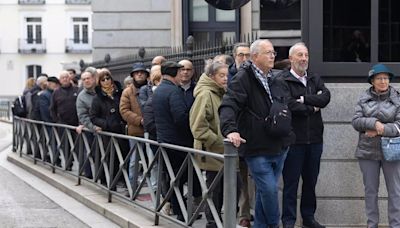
[381,124,400,161]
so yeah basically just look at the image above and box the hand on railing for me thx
[226,132,246,148]
[76,125,84,134]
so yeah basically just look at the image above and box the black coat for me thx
[219,61,295,157]
[278,70,331,144]
[90,81,125,134]
[142,95,157,140]
[152,79,193,147]
[50,85,79,125]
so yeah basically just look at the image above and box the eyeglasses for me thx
[101,76,111,82]
[374,77,390,81]
[237,53,251,58]
[180,68,193,71]
[260,51,278,57]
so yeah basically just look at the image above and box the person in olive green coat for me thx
[189,61,228,228]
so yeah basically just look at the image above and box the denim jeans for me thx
[128,139,139,188]
[245,149,288,227]
[129,136,158,190]
[282,143,323,225]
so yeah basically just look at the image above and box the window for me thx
[305,0,400,77]
[323,0,370,62]
[26,17,42,44]
[66,17,91,53]
[260,0,301,30]
[18,0,45,4]
[19,17,45,54]
[27,65,42,78]
[65,0,91,4]
[72,17,89,44]
[379,0,400,62]
[183,0,240,44]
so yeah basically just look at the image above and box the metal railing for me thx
[0,99,13,122]
[18,0,45,4]
[65,0,91,4]
[12,117,238,227]
[85,33,259,83]
[18,39,46,54]
[65,39,92,54]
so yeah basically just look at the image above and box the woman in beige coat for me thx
[189,61,228,228]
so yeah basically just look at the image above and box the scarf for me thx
[101,83,114,98]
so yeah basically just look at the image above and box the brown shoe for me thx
[239,218,251,228]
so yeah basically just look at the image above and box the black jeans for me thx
[166,148,202,219]
[282,143,323,225]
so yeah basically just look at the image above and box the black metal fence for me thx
[12,116,238,228]
[0,99,13,122]
[84,34,259,83]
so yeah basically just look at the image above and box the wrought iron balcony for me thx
[18,0,45,5]
[65,39,91,54]
[65,0,91,4]
[18,39,46,54]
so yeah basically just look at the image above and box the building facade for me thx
[90,0,399,226]
[0,0,92,97]
[91,0,301,62]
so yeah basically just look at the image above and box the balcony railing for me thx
[65,0,91,4]
[18,39,46,54]
[65,39,92,54]
[18,0,45,5]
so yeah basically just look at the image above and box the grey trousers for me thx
[359,159,400,228]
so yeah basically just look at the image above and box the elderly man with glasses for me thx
[220,39,294,228]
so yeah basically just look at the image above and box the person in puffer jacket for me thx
[352,63,400,228]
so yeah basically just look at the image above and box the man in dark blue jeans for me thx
[220,39,295,228]
[279,42,331,228]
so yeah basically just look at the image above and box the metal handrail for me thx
[0,99,13,122]
[12,117,237,227]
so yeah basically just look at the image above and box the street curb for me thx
[7,152,170,228]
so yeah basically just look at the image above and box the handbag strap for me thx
[395,124,400,135]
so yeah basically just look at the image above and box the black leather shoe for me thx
[303,219,325,228]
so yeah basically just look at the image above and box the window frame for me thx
[26,65,42,78]
[72,17,89,44]
[182,0,240,44]
[25,17,42,44]
[305,0,400,78]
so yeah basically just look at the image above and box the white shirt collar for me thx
[290,68,307,86]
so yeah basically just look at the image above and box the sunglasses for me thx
[101,76,111,82]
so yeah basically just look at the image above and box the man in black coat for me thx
[279,42,330,228]
[152,61,191,221]
[50,71,79,126]
[219,39,294,228]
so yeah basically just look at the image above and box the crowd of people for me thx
[12,39,400,228]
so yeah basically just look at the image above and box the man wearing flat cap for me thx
[152,61,193,221]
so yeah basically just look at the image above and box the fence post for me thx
[223,139,237,228]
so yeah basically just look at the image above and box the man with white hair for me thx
[29,75,48,120]
[219,39,294,228]
[280,42,330,228]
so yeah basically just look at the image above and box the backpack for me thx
[11,95,27,117]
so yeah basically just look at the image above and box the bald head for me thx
[58,70,71,87]
[178,59,194,85]
[152,56,166,66]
